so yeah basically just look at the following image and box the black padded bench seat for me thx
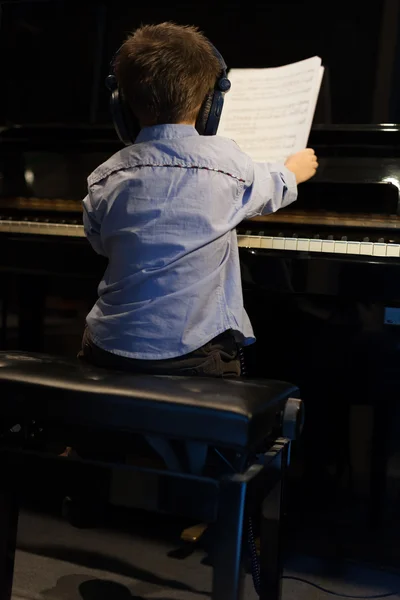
[0,351,303,600]
[0,351,300,452]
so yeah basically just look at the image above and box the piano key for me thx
[372,243,387,257]
[347,241,361,254]
[386,244,400,257]
[237,234,261,248]
[260,236,273,248]
[0,219,85,237]
[360,241,373,255]
[334,240,348,253]
[237,235,254,247]
[272,237,285,250]
[297,238,310,251]
[321,239,335,253]
[309,239,322,252]
[248,235,262,248]
[284,237,298,251]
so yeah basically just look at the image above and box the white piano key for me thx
[360,242,373,255]
[372,243,387,257]
[309,239,322,252]
[247,235,262,248]
[284,238,298,251]
[334,240,348,253]
[260,236,273,249]
[297,238,310,251]
[0,219,85,237]
[74,225,85,237]
[347,241,361,255]
[237,235,254,247]
[272,237,285,250]
[233,230,400,259]
[321,240,335,253]
[386,244,400,257]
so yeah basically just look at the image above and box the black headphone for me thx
[105,43,231,146]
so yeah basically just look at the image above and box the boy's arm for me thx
[82,191,106,256]
[237,148,318,219]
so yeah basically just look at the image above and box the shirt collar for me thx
[135,124,199,144]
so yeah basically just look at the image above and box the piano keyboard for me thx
[0,219,85,237]
[237,233,400,257]
[2,219,400,259]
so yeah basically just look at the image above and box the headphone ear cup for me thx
[120,97,140,143]
[196,92,214,135]
[110,88,140,146]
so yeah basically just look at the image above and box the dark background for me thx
[1,0,400,126]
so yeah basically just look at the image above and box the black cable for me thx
[246,509,400,599]
[282,576,398,599]
[248,516,261,596]
[238,346,246,376]
[214,421,399,599]
[213,448,262,596]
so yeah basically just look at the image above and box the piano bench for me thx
[0,351,303,600]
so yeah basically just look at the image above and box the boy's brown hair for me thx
[114,22,221,126]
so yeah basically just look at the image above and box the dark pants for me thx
[77,328,242,472]
[78,327,242,377]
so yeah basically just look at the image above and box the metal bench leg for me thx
[0,490,19,600]
[212,475,247,600]
[260,441,289,600]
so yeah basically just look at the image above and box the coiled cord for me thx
[238,346,247,376]
[248,516,261,596]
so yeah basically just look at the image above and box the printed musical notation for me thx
[217,57,324,163]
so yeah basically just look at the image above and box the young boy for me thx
[80,22,318,377]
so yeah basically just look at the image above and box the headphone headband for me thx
[106,39,230,145]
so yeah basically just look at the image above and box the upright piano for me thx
[2,123,400,285]
[2,122,399,524]
[0,125,400,510]
[2,123,400,333]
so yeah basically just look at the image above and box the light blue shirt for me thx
[83,124,297,359]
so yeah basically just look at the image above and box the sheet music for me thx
[217,57,324,163]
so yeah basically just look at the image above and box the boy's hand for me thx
[285,149,318,184]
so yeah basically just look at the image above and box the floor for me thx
[5,303,400,598]
[11,508,400,600]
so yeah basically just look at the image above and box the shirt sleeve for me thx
[82,190,106,256]
[235,160,298,221]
